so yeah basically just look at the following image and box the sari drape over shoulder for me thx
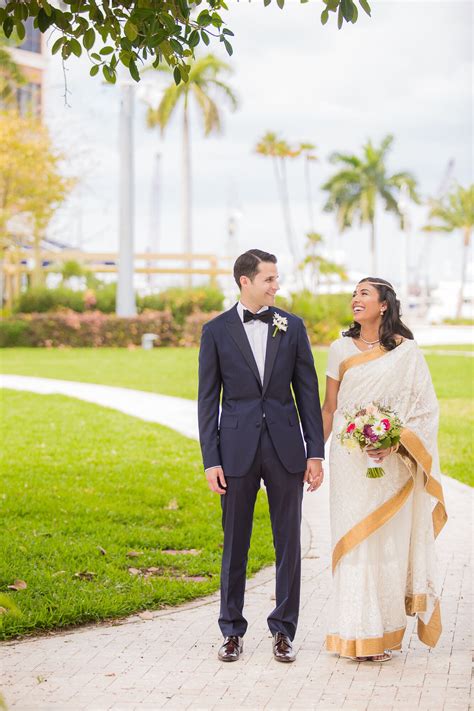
[326,340,447,657]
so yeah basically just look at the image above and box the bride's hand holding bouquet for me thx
[339,402,402,478]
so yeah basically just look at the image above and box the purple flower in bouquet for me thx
[363,424,379,443]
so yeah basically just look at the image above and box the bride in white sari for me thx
[322,278,447,662]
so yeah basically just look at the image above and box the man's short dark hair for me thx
[233,249,277,289]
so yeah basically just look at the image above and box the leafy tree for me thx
[0,36,25,105]
[57,259,86,285]
[0,111,75,286]
[322,134,419,274]
[424,184,474,319]
[146,54,238,284]
[0,0,372,85]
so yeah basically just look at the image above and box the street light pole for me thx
[116,82,136,316]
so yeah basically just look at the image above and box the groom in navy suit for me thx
[198,249,324,663]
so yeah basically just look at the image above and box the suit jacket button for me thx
[256,422,261,427]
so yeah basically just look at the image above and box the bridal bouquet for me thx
[339,403,403,478]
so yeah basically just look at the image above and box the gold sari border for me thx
[332,477,414,573]
[405,593,427,615]
[326,627,405,657]
[418,599,442,647]
[339,344,386,381]
[400,428,447,538]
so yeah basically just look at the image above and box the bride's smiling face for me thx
[351,282,386,323]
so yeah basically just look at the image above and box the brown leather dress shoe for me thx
[272,633,296,663]
[217,636,243,662]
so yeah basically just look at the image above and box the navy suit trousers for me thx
[218,421,305,641]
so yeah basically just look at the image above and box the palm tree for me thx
[299,142,318,231]
[424,184,474,319]
[255,132,302,263]
[322,135,419,274]
[299,231,347,291]
[146,54,238,286]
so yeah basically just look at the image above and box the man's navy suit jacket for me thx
[198,304,324,477]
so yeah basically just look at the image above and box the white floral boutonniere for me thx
[272,312,288,338]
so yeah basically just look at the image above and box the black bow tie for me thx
[243,309,272,324]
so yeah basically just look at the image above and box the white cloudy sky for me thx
[44,0,472,291]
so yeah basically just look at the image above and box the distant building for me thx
[10,17,46,116]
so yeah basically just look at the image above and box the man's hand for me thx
[304,459,324,493]
[206,466,227,495]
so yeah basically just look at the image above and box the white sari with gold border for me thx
[326,339,447,657]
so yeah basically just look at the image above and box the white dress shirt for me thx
[237,300,269,384]
[205,301,323,469]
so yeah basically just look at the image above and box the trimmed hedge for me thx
[0,311,180,348]
[276,291,353,345]
[138,287,224,323]
[14,286,87,314]
[2,291,353,347]
[181,310,222,347]
[14,285,224,320]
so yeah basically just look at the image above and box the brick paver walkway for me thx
[1,377,471,710]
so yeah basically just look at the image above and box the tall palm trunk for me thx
[280,159,298,264]
[369,218,376,275]
[456,226,471,319]
[304,157,315,231]
[182,93,192,288]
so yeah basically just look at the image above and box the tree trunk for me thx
[305,157,315,231]
[182,95,192,288]
[280,159,298,265]
[456,226,471,319]
[370,218,376,275]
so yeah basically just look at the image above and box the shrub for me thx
[94,282,117,313]
[14,286,86,314]
[0,311,180,347]
[0,319,30,347]
[182,310,222,346]
[277,291,352,345]
[138,286,224,323]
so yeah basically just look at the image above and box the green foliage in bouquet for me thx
[339,403,403,478]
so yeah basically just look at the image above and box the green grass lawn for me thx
[0,348,200,400]
[0,346,471,639]
[1,347,472,486]
[0,390,274,640]
[422,344,474,352]
[0,348,329,399]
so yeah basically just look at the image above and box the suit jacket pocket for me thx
[219,415,238,429]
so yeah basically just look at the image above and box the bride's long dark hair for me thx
[342,277,414,351]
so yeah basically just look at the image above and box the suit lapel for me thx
[225,305,262,388]
[262,309,282,395]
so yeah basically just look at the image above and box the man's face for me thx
[240,261,280,310]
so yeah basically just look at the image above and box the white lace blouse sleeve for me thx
[326,339,343,381]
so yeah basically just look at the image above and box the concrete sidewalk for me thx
[1,376,472,710]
